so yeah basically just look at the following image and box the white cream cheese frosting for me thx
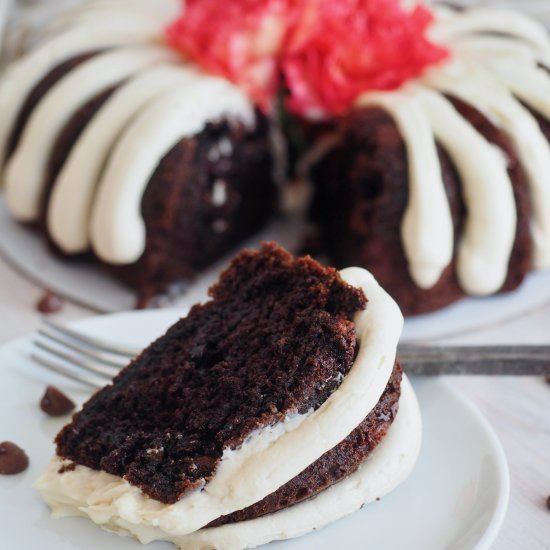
[89,75,255,264]
[47,65,198,254]
[411,84,516,296]
[5,45,176,221]
[160,377,420,550]
[356,89,454,290]
[431,7,550,56]
[0,9,176,171]
[424,60,550,270]
[36,266,413,547]
[428,6,550,273]
[38,378,420,550]
[344,6,550,294]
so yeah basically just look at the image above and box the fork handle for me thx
[398,345,550,375]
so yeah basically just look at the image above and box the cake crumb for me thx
[547,495,550,511]
[36,290,63,314]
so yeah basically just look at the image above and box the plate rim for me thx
[434,379,511,550]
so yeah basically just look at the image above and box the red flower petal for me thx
[165,0,449,118]
[166,0,288,110]
[282,0,449,117]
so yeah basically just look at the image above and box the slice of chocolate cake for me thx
[36,243,421,549]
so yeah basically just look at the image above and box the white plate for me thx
[0,309,509,550]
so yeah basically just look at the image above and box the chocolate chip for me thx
[40,386,75,416]
[0,442,29,475]
[36,290,63,314]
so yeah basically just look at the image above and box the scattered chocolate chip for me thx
[547,495,550,511]
[0,441,29,475]
[40,386,75,416]
[36,290,63,314]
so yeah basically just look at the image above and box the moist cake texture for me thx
[56,243,368,505]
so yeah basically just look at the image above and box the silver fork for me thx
[32,319,140,389]
[31,319,550,389]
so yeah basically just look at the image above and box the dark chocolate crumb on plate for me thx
[545,376,550,385]
[40,386,75,416]
[547,495,550,511]
[37,290,63,314]
[0,441,29,475]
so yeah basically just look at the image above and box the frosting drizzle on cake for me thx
[346,6,550,295]
[90,76,255,264]
[48,65,200,254]
[0,0,180,172]
[4,46,176,221]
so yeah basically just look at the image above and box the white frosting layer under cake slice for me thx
[38,378,420,550]
[166,377,421,550]
[36,266,411,542]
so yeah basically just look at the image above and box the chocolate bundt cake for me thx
[2,0,550,315]
[0,0,277,303]
[35,243,422,549]
[308,5,550,315]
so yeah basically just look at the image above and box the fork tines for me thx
[32,320,139,389]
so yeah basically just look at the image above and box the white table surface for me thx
[1,255,549,549]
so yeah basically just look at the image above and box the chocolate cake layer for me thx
[310,107,465,315]
[108,112,278,306]
[310,102,532,316]
[210,361,402,526]
[56,243,367,504]
[5,51,102,160]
